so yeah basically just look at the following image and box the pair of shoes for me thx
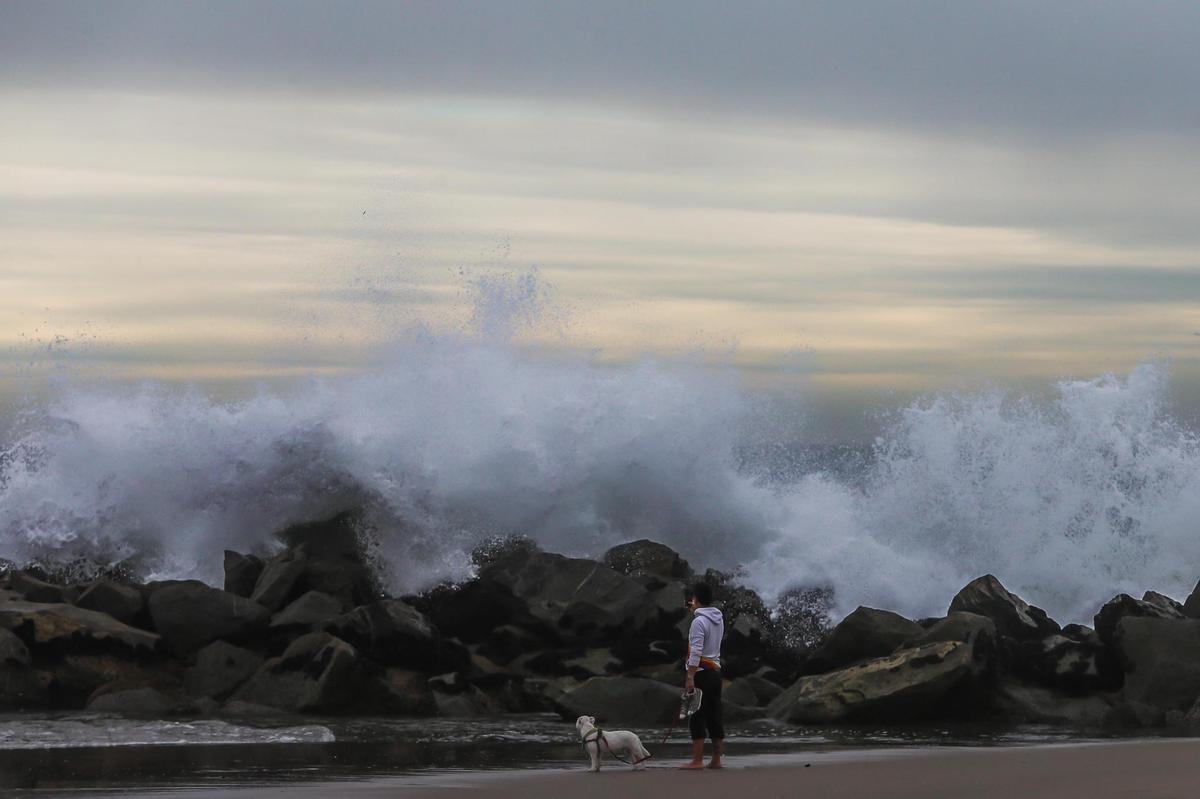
[678,688,703,720]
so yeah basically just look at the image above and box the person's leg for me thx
[702,671,725,768]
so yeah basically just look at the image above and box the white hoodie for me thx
[686,606,724,670]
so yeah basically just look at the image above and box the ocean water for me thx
[0,712,1141,793]
[1,276,1198,625]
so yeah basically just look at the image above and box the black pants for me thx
[689,668,724,741]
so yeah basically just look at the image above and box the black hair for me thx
[690,581,714,606]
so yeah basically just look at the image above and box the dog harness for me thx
[581,727,651,765]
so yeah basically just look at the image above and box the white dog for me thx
[575,715,652,772]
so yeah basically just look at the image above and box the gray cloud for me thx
[4,1,1200,136]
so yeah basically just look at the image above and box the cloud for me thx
[4,1,1200,137]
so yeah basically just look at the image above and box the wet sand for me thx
[57,739,1200,799]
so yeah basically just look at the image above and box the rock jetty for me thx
[3,514,1200,731]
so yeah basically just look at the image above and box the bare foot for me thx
[707,761,724,769]
[679,762,706,770]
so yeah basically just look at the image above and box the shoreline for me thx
[42,738,1200,799]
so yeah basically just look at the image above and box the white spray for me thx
[1,276,1197,623]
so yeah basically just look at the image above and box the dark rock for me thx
[602,540,692,580]
[723,701,763,722]
[87,686,175,716]
[634,662,683,686]
[902,612,996,650]
[53,654,181,707]
[0,628,31,667]
[1142,591,1184,615]
[563,648,620,680]
[1112,617,1200,725]
[479,624,544,665]
[1094,593,1184,647]
[368,668,436,715]
[993,677,1117,726]
[768,639,989,724]
[509,650,570,677]
[270,591,345,631]
[147,582,270,656]
[323,599,465,673]
[223,551,263,598]
[422,579,558,645]
[231,632,364,713]
[277,513,379,608]
[482,552,651,636]
[803,606,925,675]
[220,699,297,717]
[184,641,263,700]
[10,572,64,604]
[250,546,308,612]
[0,600,160,657]
[553,676,680,725]
[0,665,51,709]
[434,684,500,717]
[75,579,144,625]
[948,575,1059,640]
[1182,580,1200,619]
[724,674,785,707]
[463,653,520,689]
[1006,627,1121,694]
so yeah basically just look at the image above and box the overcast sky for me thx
[3,1,1199,428]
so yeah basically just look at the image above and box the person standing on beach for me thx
[682,581,725,769]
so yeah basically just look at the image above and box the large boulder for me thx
[433,684,502,717]
[803,607,925,674]
[767,639,989,724]
[269,591,345,632]
[0,600,160,657]
[1094,593,1185,647]
[184,641,263,700]
[52,654,181,707]
[602,540,692,581]
[250,546,308,612]
[993,677,1117,726]
[1006,625,1121,694]
[9,572,64,604]
[0,628,31,667]
[1142,591,1184,615]
[277,513,379,609]
[948,575,1059,640]
[0,629,44,709]
[422,578,557,645]
[323,600,466,673]
[223,551,264,598]
[478,624,546,665]
[74,579,144,626]
[87,686,176,716]
[366,668,437,715]
[1182,580,1200,619]
[147,582,270,656]
[231,632,365,713]
[1112,617,1200,725]
[0,664,50,709]
[903,612,996,650]
[724,674,784,708]
[482,552,652,636]
[553,676,680,725]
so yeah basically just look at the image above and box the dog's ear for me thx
[589,715,596,725]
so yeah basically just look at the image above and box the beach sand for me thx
[62,739,1200,799]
